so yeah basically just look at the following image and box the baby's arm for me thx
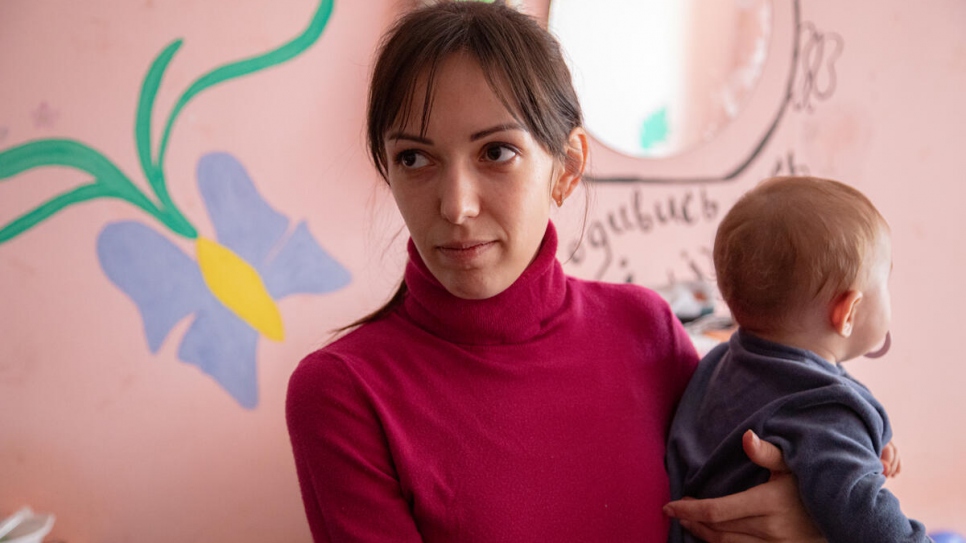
[771,388,928,542]
[664,430,826,542]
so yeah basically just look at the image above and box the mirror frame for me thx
[553,0,803,185]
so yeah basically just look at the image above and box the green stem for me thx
[1,184,144,244]
[136,39,183,199]
[155,0,334,170]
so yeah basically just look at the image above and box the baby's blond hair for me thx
[714,176,887,334]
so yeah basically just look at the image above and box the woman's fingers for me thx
[667,476,824,542]
[664,470,796,524]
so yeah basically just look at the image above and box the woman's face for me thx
[384,55,570,299]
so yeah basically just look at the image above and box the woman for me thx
[287,2,823,541]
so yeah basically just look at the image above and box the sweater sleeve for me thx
[286,351,423,543]
[651,289,700,407]
[667,306,700,395]
[764,386,930,543]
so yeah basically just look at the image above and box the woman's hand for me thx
[663,430,826,543]
[881,440,902,478]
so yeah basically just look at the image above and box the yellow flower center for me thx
[195,237,284,341]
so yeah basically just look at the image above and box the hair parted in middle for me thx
[366,0,584,181]
[713,175,887,334]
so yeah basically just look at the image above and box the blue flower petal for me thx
[197,152,289,267]
[262,221,352,299]
[97,221,206,352]
[178,300,260,409]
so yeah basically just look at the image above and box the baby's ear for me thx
[830,290,863,337]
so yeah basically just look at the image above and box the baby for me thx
[666,176,930,542]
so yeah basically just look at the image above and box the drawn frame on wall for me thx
[571,0,802,185]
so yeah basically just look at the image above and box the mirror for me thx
[548,0,773,159]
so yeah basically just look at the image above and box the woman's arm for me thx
[287,352,423,542]
[663,430,826,543]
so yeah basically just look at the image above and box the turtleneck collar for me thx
[401,221,567,346]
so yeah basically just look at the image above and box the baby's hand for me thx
[881,440,902,478]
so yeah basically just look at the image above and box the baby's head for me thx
[714,176,892,361]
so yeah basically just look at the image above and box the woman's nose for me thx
[439,163,480,224]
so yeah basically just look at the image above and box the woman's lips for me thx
[436,240,495,265]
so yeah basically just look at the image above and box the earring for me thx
[555,196,564,207]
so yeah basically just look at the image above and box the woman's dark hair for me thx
[368,0,583,179]
[340,0,585,332]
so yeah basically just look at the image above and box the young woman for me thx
[287,2,824,541]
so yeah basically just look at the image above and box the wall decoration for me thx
[565,0,804,184]
[566,187,719,281]
[0,0,348,408]
[97,153,350,408]
[792,22,843,113]
[550,0,776,162]
[551,0,846,287]
[771,149,810,177]
[560,0,841,186]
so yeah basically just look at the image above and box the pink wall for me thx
[1,0,964,540]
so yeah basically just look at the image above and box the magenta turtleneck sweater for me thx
[286,223,699,542]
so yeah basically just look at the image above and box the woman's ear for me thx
[830,290,863,337]
[552,128,589,206]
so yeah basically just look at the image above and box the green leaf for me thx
[1,139,127,184]
[0,184,107,243]
[0,139,197,243]
[136,39,183,194]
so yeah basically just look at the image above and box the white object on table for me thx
[0,507,54,543]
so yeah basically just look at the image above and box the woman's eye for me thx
[397,150,429,169]
[483,144,517,163]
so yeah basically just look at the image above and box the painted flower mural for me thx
[98,153,349,407]
[0,1,344,408]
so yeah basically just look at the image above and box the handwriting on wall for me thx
[772,150,811,177]
[566,187,719,282]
